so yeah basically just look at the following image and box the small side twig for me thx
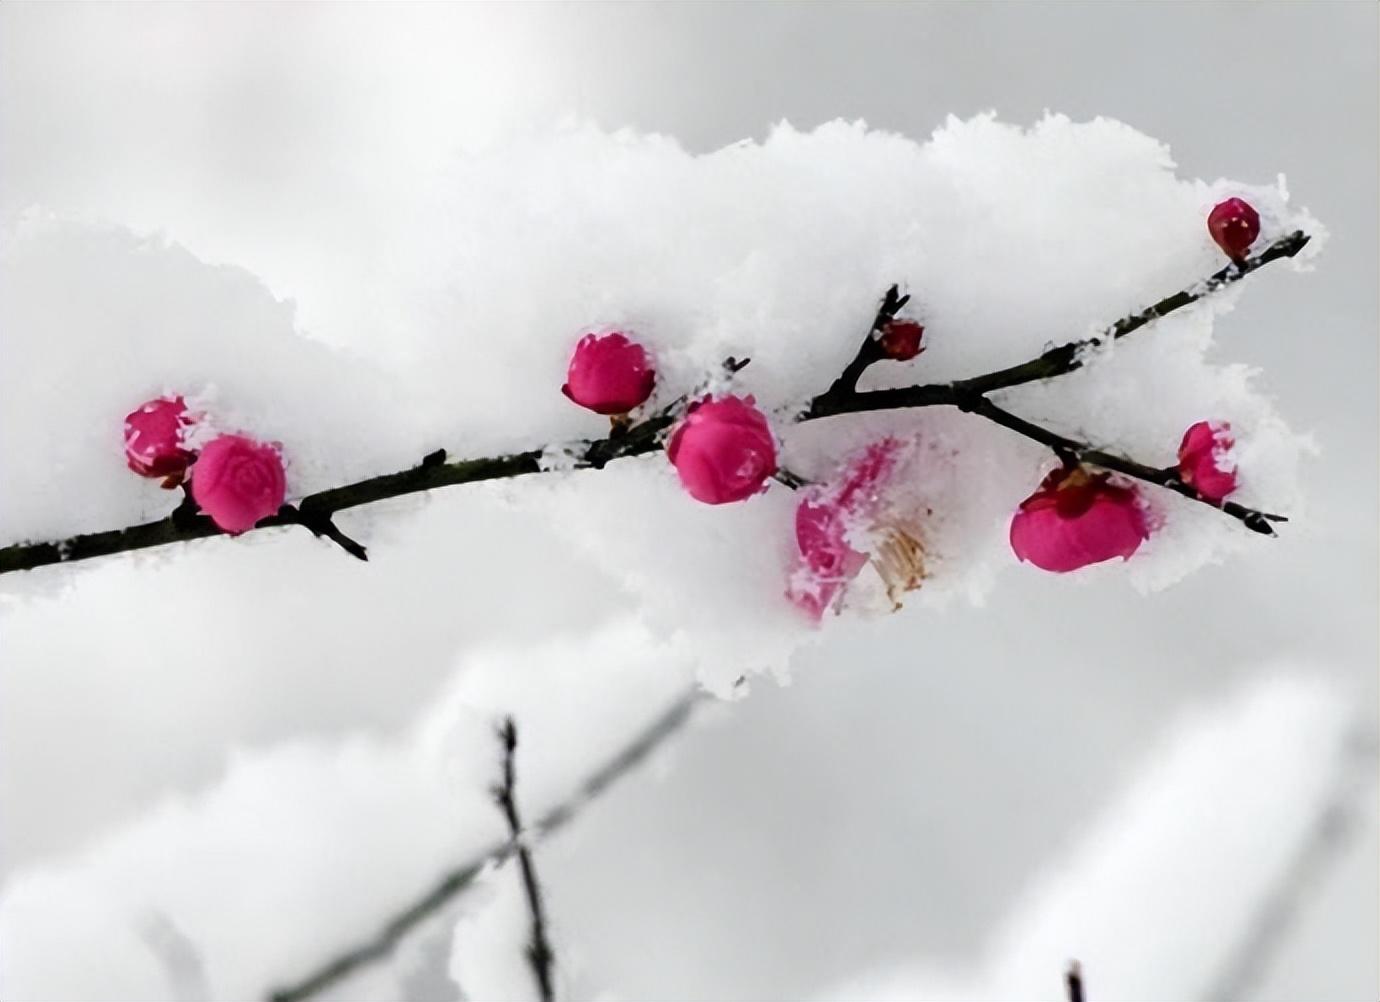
[280,504,369,561]
[958,395,1288,535]
[492,718,556,1002]
[821,283,910,399]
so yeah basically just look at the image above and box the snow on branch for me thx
[0,228,1309,579]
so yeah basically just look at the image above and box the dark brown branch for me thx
[957,395,1287,535]
[1066,960,1085,1002]
[0,232,1308,576]
[823,283,910,398]
[278,505,368,561]
[804,231,1310,418]
[1200,726,1378,1002]
[265,689,702,1002]
[954,230,1310,396]
[493,718,556,1002]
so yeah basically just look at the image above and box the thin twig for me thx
[265,689,703,1002]
[956,395,1287,535]
[1200,725,1378,1002]
[822,282,911,398]
[802,231,1311,418]
[493,717,556,1002]
[0,232,1309,576]
[1066,960,1085,1002]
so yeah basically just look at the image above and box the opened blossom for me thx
[191,434,287,534]
[562,332,656,415]
[123,395,196,481]
[666,395,776,505]
[1207,197,1260,261]
[1178,420,1237,503]
[788,440,904,620]
[1009,466,1149,573]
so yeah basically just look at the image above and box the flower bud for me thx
[1177,420,1237,503]
[1009,467,1148,573]
[562,332,656,415]
[123,396,196,480]
[190,434,287,534]
[878,319,925,361]
[1207,197,1260,261]
[666,395,776,505]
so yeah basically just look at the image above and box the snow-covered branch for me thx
[0,230,1309,577]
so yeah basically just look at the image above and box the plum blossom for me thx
[123,395,197,481]
[1207,197,1260,261]
[788,439,926,620]
[666,395,777,505]
[561,332,656,415]
[1177,420,1238,503]
[191,434,287,534]
[878,319,925,361]
[1009,466,1149,573]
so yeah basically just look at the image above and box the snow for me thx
[0,10,1361,996]
[814,674,1362,1002]
[0,619,696,1001]
[1,115,1323,685]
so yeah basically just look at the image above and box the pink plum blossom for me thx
[666,395,776,505]
[1009,467,1149,573]
[562,332,656,415]
[191,434,287,534]
[1207,197,1260,261]
[788,439,902,619]
[123,395,196,481]
[1178,420,1237,503]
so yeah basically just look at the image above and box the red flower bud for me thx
[878,319,925,361]
[562,332,656,415]
[123,396,196,480]
[191,434,287,534]
[1009,467,1149,573]
[1207,198,1260,261]
[666,395,777,505]
[1177,421,1237,503]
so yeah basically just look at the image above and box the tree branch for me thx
[265,689,703,1002]
[1066,960,1086,1002]
[954,395,1287,535]
[493,718,556,1002]
[0,231,1309,575]
[823,282,910,398]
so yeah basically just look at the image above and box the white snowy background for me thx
[1,4,1376,1001]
